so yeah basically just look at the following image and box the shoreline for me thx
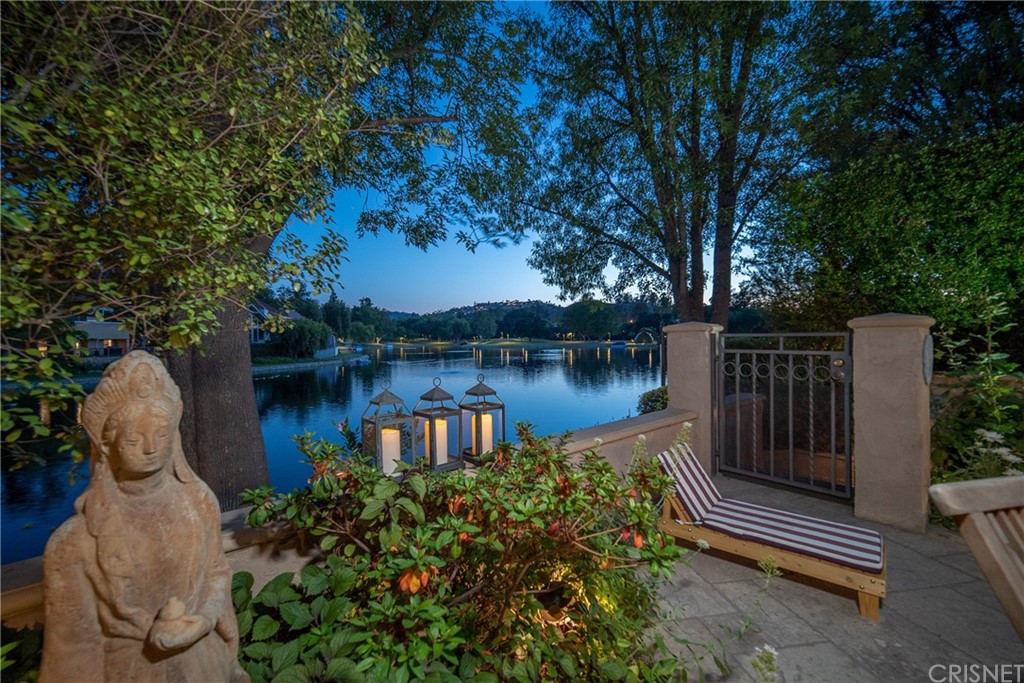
[46,339,660,387]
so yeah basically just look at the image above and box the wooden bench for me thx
[930,476,1024,640]
[657,442,886,619]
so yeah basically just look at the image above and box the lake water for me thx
[1,345,661,563]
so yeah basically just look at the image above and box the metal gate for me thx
[714,333,853,498]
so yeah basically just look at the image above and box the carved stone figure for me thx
[40,351,248,682]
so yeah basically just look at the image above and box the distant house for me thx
[248,300,278,345]
[73,319,131,358]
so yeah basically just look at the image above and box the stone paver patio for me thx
[656,475,1023,682]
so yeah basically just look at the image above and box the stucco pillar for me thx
[664,322,722,473]
[848,313,935,532]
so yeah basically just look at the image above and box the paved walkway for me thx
[656,476,1023,682]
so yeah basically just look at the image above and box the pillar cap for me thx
[663,322,724,334]
[847,313,935,330]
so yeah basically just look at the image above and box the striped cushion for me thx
[702,499,885,574]
[657,444,721,523]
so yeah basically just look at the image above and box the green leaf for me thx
[395,497,425,524]
[243,641,272,661]
[599,660,628,680]
[280,601,314,631]
[326,657,365,682]
[373,478,400,499]
[406,475,427,500]
[359,497,386,520]
[271,638,302,673]
[251,615,280,642]
[272,663,310,683]
[321,597,351,626]
[300,565,329,596]
[236,609,253,639]
[379,522,402,549]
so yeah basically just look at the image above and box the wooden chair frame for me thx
[930,476,1024,640]
[659,488,887,620]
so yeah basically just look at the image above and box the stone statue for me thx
[40,351,248,682]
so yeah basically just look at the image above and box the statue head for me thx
[82,351,196,484]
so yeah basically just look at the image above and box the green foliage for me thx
[2,0,534,466]
[280,319,335,359]
[520,3,808,325]
[637,387,669,416]
[322,293,351,340]
[0,625,42,682]
[1,1,367,458]
[562,299,623,341]
[238,424,687,681]
[931,295,1024,487]
[748,125,1024,351]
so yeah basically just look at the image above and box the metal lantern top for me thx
[459,373,504,410]
[414,378,460,418]
[362,380,411,420]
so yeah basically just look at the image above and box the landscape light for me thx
[413,377,463,471]
[361,381,415,475]
[459,374,506,462]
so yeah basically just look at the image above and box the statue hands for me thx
[148,597,212,652]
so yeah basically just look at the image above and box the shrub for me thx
[931,295,1024,482]
[637,386,668,415]
[281,318,334,359]
[237,424,685,682]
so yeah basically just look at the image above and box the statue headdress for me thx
[81,350,196,483]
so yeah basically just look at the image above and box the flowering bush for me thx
[236,423,686,682]
[932,295,1024,485]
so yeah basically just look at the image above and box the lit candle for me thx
[424,419,449,465]
[472,413,494,454]
[381,427,401,475]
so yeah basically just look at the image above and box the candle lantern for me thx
[459,373,505,461]
[361,380,415,476]
[413,378,463,471]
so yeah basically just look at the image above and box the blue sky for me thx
[286,189,565,314]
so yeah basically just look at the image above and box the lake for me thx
[1,344,661,563]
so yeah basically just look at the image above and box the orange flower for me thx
[633,533,644,549]
[398,568,422,594]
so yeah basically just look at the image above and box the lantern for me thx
[413,378,463,471]
[460,373,505,461]
[361,381,415,475]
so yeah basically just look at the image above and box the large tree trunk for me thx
[166,300,269,510]
[710,209,734,330]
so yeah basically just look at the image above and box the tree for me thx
[562,298,623,340]
[277,283,323,323]
[2,2,362,476]
[348,321,376,344]
[322,293,351,340]
[793,2,1024,172]
[281,318,334,359]
[2,1,532,503]
[744,2,1024,353]
[518,3,806,327]
[746,126,1024,348]
[470,310,498,339]
[499,307,551,339]
[351,298,393,341]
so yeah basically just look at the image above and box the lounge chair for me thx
[929,476,1024,640]
[656,442,887,619]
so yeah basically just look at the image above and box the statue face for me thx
[108,407,174,479]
